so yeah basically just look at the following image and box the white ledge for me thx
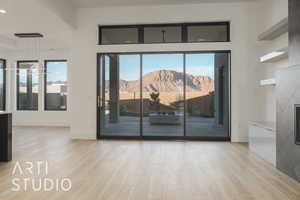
[258,17,288,41]
[260,78,276,86]
[249,121,276,132]
[260,47,288,63]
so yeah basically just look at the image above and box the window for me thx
[97,52,231,139]
[99,22,230,45]
[100,27,139,45]
[44,60,67,111]
[144,25,182,43]
[187,23,229,42]
[17,61,39,110]
[0,59,6,111]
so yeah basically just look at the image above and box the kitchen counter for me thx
[0,113,12,162]
[0,112,12,114]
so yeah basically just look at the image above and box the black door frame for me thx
[0,59,6,111]
[96,50,231,141]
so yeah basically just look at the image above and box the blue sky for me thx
[0,70,3,84]
[19,61,67,84]
[46,61,67,82]
[113,53,215,81]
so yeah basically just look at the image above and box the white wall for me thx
[0,48,14,112]
[256,0,288,31]
[10,49,70,127]
[254,0,288,123]
[3,1,282,141]
[69,2,257,141]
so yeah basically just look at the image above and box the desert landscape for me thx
[105,70,215,117]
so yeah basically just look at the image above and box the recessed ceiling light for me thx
[0,9,7,14]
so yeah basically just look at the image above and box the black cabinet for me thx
[0,113,12,162]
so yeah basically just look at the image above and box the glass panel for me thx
[142,54,184,136]
[0,60,4,110]
[45,61,68,110]
[17,62,39,110]
[101,28,138,44]
[187,24,228,42]
[101,54,141,136]
[296,105,300,145]
[97,52,230,139]
[144,26,181,43]
[185,53,229,137]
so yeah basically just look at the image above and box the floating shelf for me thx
[260,78,276,86]
[258,17,288,41]
[260,47,288,63]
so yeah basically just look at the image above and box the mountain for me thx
[107,70,214,94]
[19,81,67,87]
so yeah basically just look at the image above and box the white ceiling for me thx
[0,0,75,50]
[70,0,257,8]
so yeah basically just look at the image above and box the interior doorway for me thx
[97,51,230,140]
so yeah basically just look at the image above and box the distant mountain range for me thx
[18,70,214,94]
[19,81,67,87]
[106,70,214,93]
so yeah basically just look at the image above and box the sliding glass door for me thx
[97,52,230,139]
[142,54,184,136]
[185,53,229,137]
[99,54,141,136]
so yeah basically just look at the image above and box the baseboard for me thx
[70,131,97,140]
[231,137,249,143]
[71,135,97,140]
[13,123,70,128]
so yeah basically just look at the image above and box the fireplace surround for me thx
[276,0,300,182]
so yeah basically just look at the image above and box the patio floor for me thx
[101,116,227,137]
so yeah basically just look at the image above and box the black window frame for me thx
[16,60,39,111]
[99,25,142,45]
[142,24,183,44]
[295,104,300,145]
[186,22,231,43]
[96,50,232,141]
[44,60,68,111]
[98,22,230,45]
[0,59,6,111]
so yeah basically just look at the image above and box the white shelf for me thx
[258,17,288,41]
[260,78,276,86]
[260,47,288,63]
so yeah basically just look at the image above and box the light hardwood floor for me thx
[0,127,300,200]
